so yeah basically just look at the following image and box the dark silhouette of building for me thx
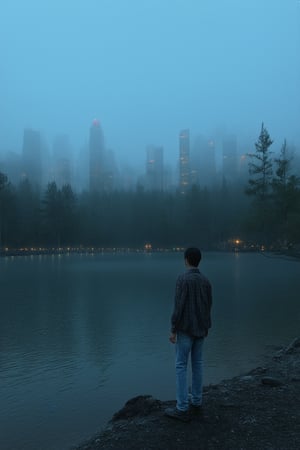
[105,149,119,192]
[179,129,190,194]
[222,134,238,182]
[53,135,72,188]
[22,128,43,187]
[89,119,105,192]
[191,135,216,188]
[145,145,164,191]
[0,150,21,185]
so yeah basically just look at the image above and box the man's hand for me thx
[169,332,177,344]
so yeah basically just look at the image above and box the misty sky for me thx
[1,0,300,165]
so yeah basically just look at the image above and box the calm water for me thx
[0,252,299,450]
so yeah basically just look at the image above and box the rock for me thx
[273,350,284,360]
[261,377,284,387]
[112,395,162,421]
[249,366,268,375]
[240,375,255,382]
[291,377,300,382]
[285,337,300,354]
[220,402,237,408]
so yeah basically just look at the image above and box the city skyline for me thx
[1,118,299,194]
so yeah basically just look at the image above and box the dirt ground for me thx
[73,338,300,450]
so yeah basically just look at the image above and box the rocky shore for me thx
[74,338,300,450]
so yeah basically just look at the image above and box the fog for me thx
[1,0,300,172]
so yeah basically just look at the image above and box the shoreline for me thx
[1,246,299,259]
[73,338,300,450]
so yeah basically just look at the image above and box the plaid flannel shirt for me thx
[171,268,212,338]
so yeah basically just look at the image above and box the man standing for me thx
[165,247,212,422]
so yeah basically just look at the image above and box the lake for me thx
[0,252,299,450]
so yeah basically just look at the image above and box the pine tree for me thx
[0,172,9,248]
[272,140,300,245]
[245,123,274,243]
[246,123,273,201]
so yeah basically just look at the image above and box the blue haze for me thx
[0,0,300,166]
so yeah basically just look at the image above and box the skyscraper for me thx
[53,135,72,188]
[104,149,119,192]
[145,145,164,191]
[89,119,105,192]
[22,128,43,187]
[179,129,190,194]
[1,150,21,185]
[191,135,216,188]
[222,134,238,182]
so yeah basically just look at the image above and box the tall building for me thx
[191,135,216,188]
[89,119,105,192]
[75,144,89,192]
[104,149,119,192]
[179,129,190,194]
[238,153,249,181]
[1,150,21,185]
[53,135,72,188]
[222,134,238,182]
[145,145,164,191]
[22,128,43,187]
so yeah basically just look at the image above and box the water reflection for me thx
[0,253,299,450]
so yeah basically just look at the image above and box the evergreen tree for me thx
[60,184,77,245]
[42,182,63,246]
[245,123,274,243]
[246,123,273,200]
[16,179,41,246]
[0,172,14,248]
[272,140,300,245]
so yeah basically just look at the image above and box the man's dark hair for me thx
[184,247,202,267]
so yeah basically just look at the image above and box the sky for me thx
[1,0,300,165]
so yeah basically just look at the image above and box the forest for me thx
[1,126,300,251]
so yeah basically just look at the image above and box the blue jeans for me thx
[175,331,204,411]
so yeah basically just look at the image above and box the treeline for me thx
[245,124,300,247]
[0,125,300,250]
[0,176,248,249]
